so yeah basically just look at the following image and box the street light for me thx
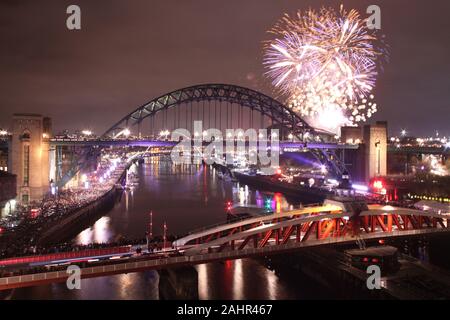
[401,129,407,137]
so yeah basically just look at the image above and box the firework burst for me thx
[264,5,387,131]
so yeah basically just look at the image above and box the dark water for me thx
[11,157,322,300]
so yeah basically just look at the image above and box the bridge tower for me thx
[9,114,52,204]
[363,122,387,182]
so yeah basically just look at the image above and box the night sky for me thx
[0,0,449,136]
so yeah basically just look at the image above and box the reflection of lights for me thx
[381,205,395,211]
[197,264,209,299]
[232,259,243,300]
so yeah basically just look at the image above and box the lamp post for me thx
[163,221,167,250]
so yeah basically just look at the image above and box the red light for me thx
[363,257,369,262]
[378,239,385,245]
[0,227,3,233]
[276,168,282,175]
[30,209,40,218]
[373,180,383,190]
[372,258,379,263]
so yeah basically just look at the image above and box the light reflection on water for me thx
[76,216,112,245]
[11,158,308,300]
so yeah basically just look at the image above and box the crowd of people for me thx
[0,152,131,260]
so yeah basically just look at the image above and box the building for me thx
[340,121,388,183]
[0,171,16,216]
[0,144,8,172]
[9,114,51,204]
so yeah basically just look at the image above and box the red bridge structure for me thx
[1,199,449,290]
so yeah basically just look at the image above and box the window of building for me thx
[24,145,30,186]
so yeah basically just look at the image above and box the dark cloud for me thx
[0,0,449,136]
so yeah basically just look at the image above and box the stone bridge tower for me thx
[9,114,51,204]
[363,121,387,181]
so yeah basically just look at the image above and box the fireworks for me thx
[264,5,386,131]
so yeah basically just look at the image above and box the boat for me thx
[232,171,332,203]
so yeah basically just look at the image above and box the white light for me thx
[352,184,369,192]
[123,128,131,137]
[82,130,92,136]
[401,129,407,136]
[0,130,7,135]
[288,133,294,140]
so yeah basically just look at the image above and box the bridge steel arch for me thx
[56,84,345,188]
[103,83,317,138]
